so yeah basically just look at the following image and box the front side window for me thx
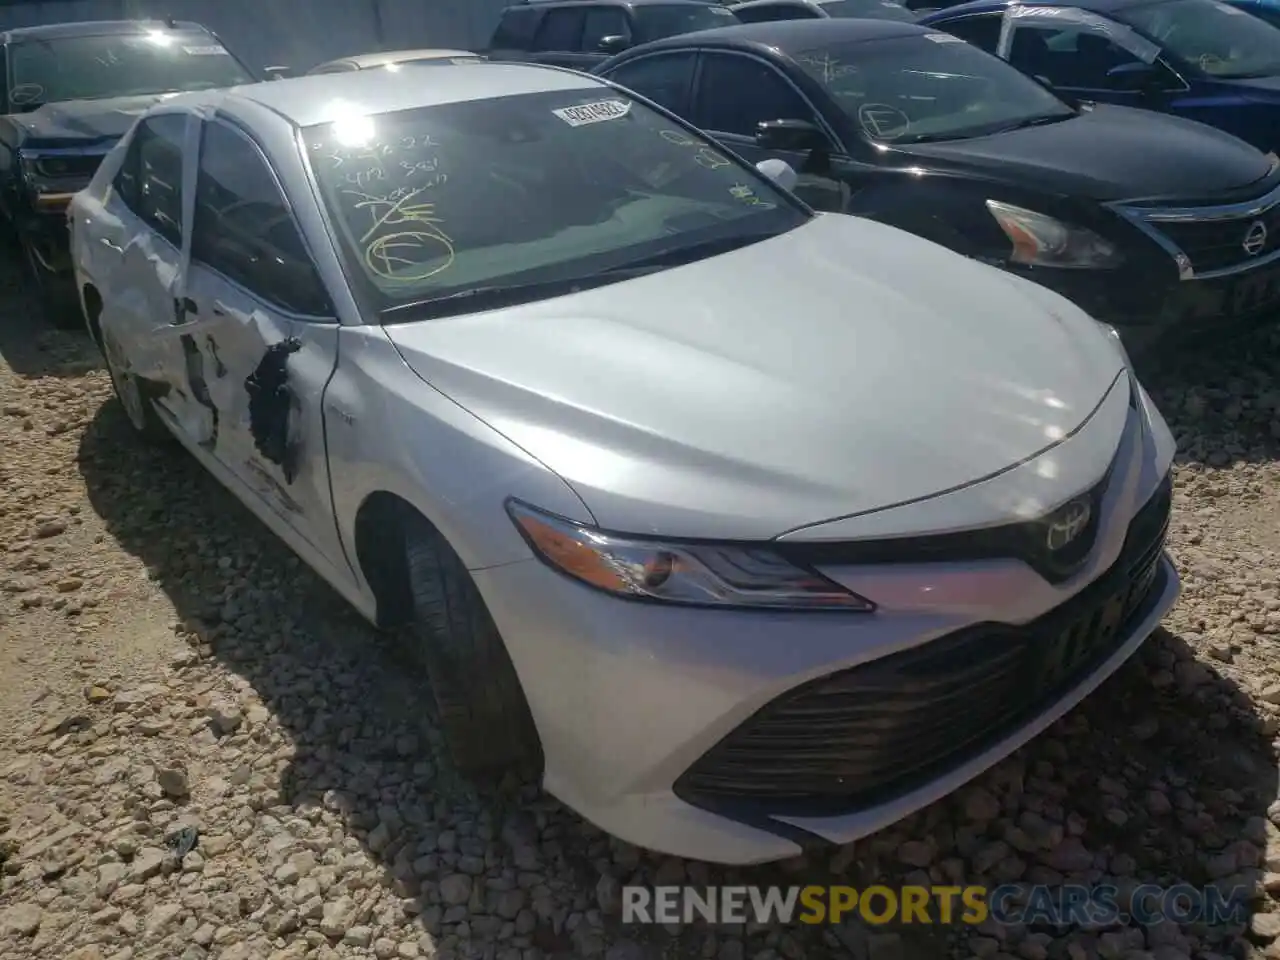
[7,31,254,108]
[602,51,697,113]
[1115,0,1280,78]
[695,53,816,136]
[304,89,807,319]
[935,14,1004,52]
[533,9,587,51]
[814,0,917,21]
[114,114,186,247]
[794,34,1075,144]
[632,4,739,42]
[735,3,821,22]
[192,121,330,316]
[583,8,633,49]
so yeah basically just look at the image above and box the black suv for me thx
[487,0,738,69]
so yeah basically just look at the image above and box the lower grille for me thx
[674,475,1172,819]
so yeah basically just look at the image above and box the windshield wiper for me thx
[378,232,786,322]
[981,114,1074,136]
[379,271,658,322]
[605,230,786,272]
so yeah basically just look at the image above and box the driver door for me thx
[175,116,345,563]
[689,51,852,212]
[997,7,1184,106]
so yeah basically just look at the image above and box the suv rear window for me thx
[633,3,738,41]
[490,6,544,49]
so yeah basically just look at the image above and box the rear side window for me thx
[491,6,544,49]
[532,8,587,51]
[114,114,187,248]
[191,120,330,316]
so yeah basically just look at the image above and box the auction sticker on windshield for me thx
[552,100,631,127]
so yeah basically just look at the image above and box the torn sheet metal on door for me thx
[244,336,304,483]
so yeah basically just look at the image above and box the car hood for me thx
[8,94,180,147]
[384,214,1125,540]
[892,104,1272,201]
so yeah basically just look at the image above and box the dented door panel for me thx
[179,265,347,569]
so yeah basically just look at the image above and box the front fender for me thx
[326,325,595,583]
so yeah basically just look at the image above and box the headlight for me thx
[506,499,875,612]
[19,153,106,188]
[986,200,1121,269]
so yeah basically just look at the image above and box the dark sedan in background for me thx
[0,18,255,322]
[596,19,1280,353]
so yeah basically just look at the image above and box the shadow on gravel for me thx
[1138,324,1280,470]
[0,242,100,381]
[77,396,1279,960]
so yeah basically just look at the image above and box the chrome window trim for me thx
[1107,178,1280,281]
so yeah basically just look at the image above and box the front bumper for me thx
[475,392,1179,865]
[1014,260,1280,358]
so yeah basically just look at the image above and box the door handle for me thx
[99,237,123,252]
[212,300,229,317]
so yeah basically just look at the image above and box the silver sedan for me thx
[67,62,1178,865]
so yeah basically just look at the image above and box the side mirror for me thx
[755,118,827,152]
[1105,61,1163,94]
[597,35,631,55]
[755,158,798,192]
[264,64,292,80]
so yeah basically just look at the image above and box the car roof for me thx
[728,0,822,8]
[162,61,604,128]
[2,19,211,43]
[322,49,479,69]
[623,17,927,54]
[923,0,1155,17]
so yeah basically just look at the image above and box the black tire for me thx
[20,235,80,329]
[403,516,541,776]
[100,325,171,443]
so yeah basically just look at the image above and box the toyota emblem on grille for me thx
[1243,220,1268,257]
[1045,498,1092,552]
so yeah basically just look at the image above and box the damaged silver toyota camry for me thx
[68,62,1179,866]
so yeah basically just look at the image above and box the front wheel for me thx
[402,517,542,776]
[101,327,170,442]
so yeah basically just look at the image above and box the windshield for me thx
[304,88,807,317]
[8,31,254,106]
[1114,0,1280,78]
[633,4,740,41]
[794,34,1074,144]
[814,0,917,21]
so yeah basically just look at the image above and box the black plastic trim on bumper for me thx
[674,474,1172,831]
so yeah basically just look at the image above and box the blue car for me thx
[919,0,1280,153]
[1227,0,1280,27]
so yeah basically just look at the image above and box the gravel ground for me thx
[2,246,1280,960]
